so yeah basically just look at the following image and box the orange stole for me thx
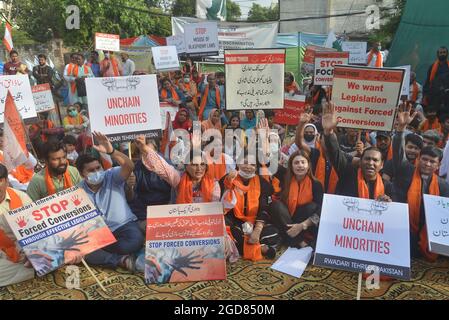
[44,164,74,195]
[198,85,220,121]
[407,167,439,262]
[367,50,383,67]
[357,169,385,199]
[176,174,214,204]
[0,188,24,263]
[287,176,313,216]
[206,153,227,181]
[160,87,180,101]
[315,143,338,194]
[67,64,88,94]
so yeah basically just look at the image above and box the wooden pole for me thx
[81,258,107,292]
[356,272,362,300]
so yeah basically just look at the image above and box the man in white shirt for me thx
[121,53,135,76]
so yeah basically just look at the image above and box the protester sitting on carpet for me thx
[27,141,82,201]
[63,103,90,139]
[78,132,142,272]
[159,78,185,107]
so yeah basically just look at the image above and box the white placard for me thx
[314,51,349,86]
[0,75,37,123]
[31,83,55,113]
[86,75,162,143]
[424,194,449,256]
[151,46,180,72]
[225,49,285,110]
[271,247,313,278]
[314,194,411,280]
[342,42,368,64]
[166,34,186,54]
[394,65,411,98]
[184,21,219,57]
[95,32,120,52]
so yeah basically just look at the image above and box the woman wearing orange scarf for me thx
[394,104,449,262]
[201,108,222,132]
[220,157,280,261]
[269,150,323,248]
[159,78,185,107]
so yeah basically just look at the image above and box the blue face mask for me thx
[87,170,105,185]
[69,110,78,117]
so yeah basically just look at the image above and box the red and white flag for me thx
[3,22,13,52]
[3,91,29,171]
[160,111,173,159]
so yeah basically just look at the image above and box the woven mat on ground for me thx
[1,255,449,300]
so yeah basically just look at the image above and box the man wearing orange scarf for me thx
[0,164,36,287]
[198,74,223,121]
[423,46,449,107]
[375,131,393,162]
[220,159,280,261]
[63,53,94,105]
[366,42,384,68]
[394,104,449,262]
[100,51,123,77]
[409,72,423,106]
[322,102,393,200]
[27,141,82,201]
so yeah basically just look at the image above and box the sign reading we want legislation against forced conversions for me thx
[331,65,404,131]
[314,194,411,280]
[86,75,162,143]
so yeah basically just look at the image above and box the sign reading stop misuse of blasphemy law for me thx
[145,202,226,284]
[86,75,162,143]
[225,49,285,110]
[183,21,219,57]
[314,51,349,86]
[5,186,116,276]
[95,32,120,52]
[331,65,405,131]
[314,194,411,280]
[0,75,37,123]
[32,83,55,113]
[423,194,449,256]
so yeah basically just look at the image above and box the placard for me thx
[314,51,349,86]
[0,75,37,123]
[274,94,306,125]
[342,42,368,64]
[31,83,55,113]
[151,46,180,72]
[423,194,449,256]
[95,32,120,52]
[184,22,219,57]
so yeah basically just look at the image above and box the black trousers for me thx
[225,211,280,255]
[269,201,319,248]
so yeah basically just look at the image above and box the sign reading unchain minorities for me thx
[86,75,162,142]
[314,194,410,280]
[331,65,405,131]
[145,202,226,284]
[225,49,285,110]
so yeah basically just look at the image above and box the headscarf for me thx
[172,108,192,131]
[201,108,222,131]
[304,123,318,148]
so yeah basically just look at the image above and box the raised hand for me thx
[321,101,338,134]
[92,131,114,154]
[299,108,313,125]
[396,102,417,131]
[134,135,151,155]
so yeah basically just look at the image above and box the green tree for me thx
[171,0,195,17]
[247,3,278,22]
[9,0,171,48]
[226,0,241,21]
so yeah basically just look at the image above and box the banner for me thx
[120,47,155,74]
[331,65,404,131]
[172,17,278,60]
[86,75,162,143]
[166,34,186,54]
[314,194,411,280]
[145,202,226,284]
[0,75,37,123]
[301,45,336,74]
[423,194,449,257]
[95,33,120,52]
[394,65,411,99]
[225,49,285,110]
[314,51,349,86]
[342,42,367,65]
[274,94,306,125]
[196,0,226,21]
[151,46,180,72]
[184,21,219,57]
[31,83,55,113]
[5,186,116,276]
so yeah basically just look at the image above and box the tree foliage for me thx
[368,0,406,47]
[8,0,171,48]
[247,3,279,22]
[226,0,241,21]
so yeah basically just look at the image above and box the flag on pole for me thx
[3,91,29,171]
[196,0,227,21]
[3,22,13,52]
[324,30,342,51]
[160,111,174,159]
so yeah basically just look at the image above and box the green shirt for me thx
[26,166,82,201]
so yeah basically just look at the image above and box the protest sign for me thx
[423,194,449,256]
[225,49,285,110]
[342,42,368,65]
[166,34,186,54]
[31,83,55,113]
[172,17,278,60]
[184,21,219,57]
[314,51,349,86]
[5,186,116,276]
[159,102,179,128]
[95,33,120,52]
[274,94,306,125]
[145,202,226,284]
[314,194,410,280]
[86,74,162,143]
[394,65,411,99]
[301,45,336,74]
[0,75,37,123]
[151,46,180,72]
[331,65,404,131]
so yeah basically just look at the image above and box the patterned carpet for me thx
[1,254,449,300]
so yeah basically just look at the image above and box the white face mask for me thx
[238,170,256,180]
[67,150,78,161]
[87,169,105,185]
